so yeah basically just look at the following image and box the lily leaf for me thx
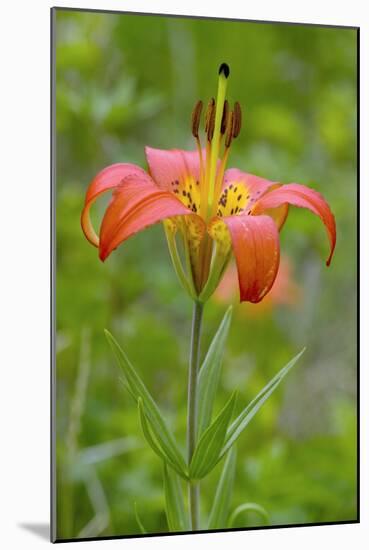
[163,463,189,532]
[208,446,237,530]
[134,502,147,534]
[105,330,187,479]
[137,398,183,476]
[220,348,305,460]
[197,306,233,436]
[190,391,237,480]
[228,502,270,527]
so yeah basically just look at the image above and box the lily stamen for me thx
[225,110,234,149]
[191,100,203,139]
[199,98,215,219]
[191,100,205,200]
[220,100,229,135]
[232,101,242,138]
[211,111,233,216]
[205,98,215,136]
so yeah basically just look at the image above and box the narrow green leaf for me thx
[190,392,237,480]
[197,306,233,436]
[163,463,189,532]
[208,446,237,530]
[134,502,147,534]
[105,330,187,478]
[137,398,176,470]
[220,348,305,459]
[228,503,270,527]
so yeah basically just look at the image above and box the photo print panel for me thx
[51,6,359,542]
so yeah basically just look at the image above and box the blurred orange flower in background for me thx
[214,256,301,317]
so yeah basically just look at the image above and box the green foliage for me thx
[208,446,237,529]
[197,306,233,435]
[190,392,237,480]
[163,464,189,532]
[229,503,270,527]
[134,502,147,534]
[221,349,305,458]
[55,8,357,539]
[105,331,187,479]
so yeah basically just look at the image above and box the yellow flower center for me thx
[216,182,250,217]
[170,175,201,214]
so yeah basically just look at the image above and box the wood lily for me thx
[81,63,336,303]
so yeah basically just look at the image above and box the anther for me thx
[225,111,234,148]
[205,98,215,135]
[191,100,203,138]
[220,100,229,134]
[232,101,242,138]
[206,99,216,142]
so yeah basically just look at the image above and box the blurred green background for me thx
[54,9,357,540]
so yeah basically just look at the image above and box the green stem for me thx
[187,300,204,530]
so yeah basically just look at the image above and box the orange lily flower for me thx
[81,63,336,303]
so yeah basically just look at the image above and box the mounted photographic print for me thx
[51,7,359,543]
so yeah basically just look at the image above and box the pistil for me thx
[212,101,242,217]
[206,63,230,219]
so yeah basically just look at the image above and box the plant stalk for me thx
[187,300,204,530]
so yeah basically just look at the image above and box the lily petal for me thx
[221,169,288,229]
[99,175,194,261]
[145,147,203,191]
[210,215,280,303]
[252,183,336,266]
[81,163,149,246]
[223,169,278,197]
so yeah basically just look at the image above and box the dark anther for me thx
[233,101,242,138]
[225,111,234,148]
[219,63,230,78]
[205,98,215,133]
[221,100,229,134]
[191,100,203,138]
[206,98,216,142]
